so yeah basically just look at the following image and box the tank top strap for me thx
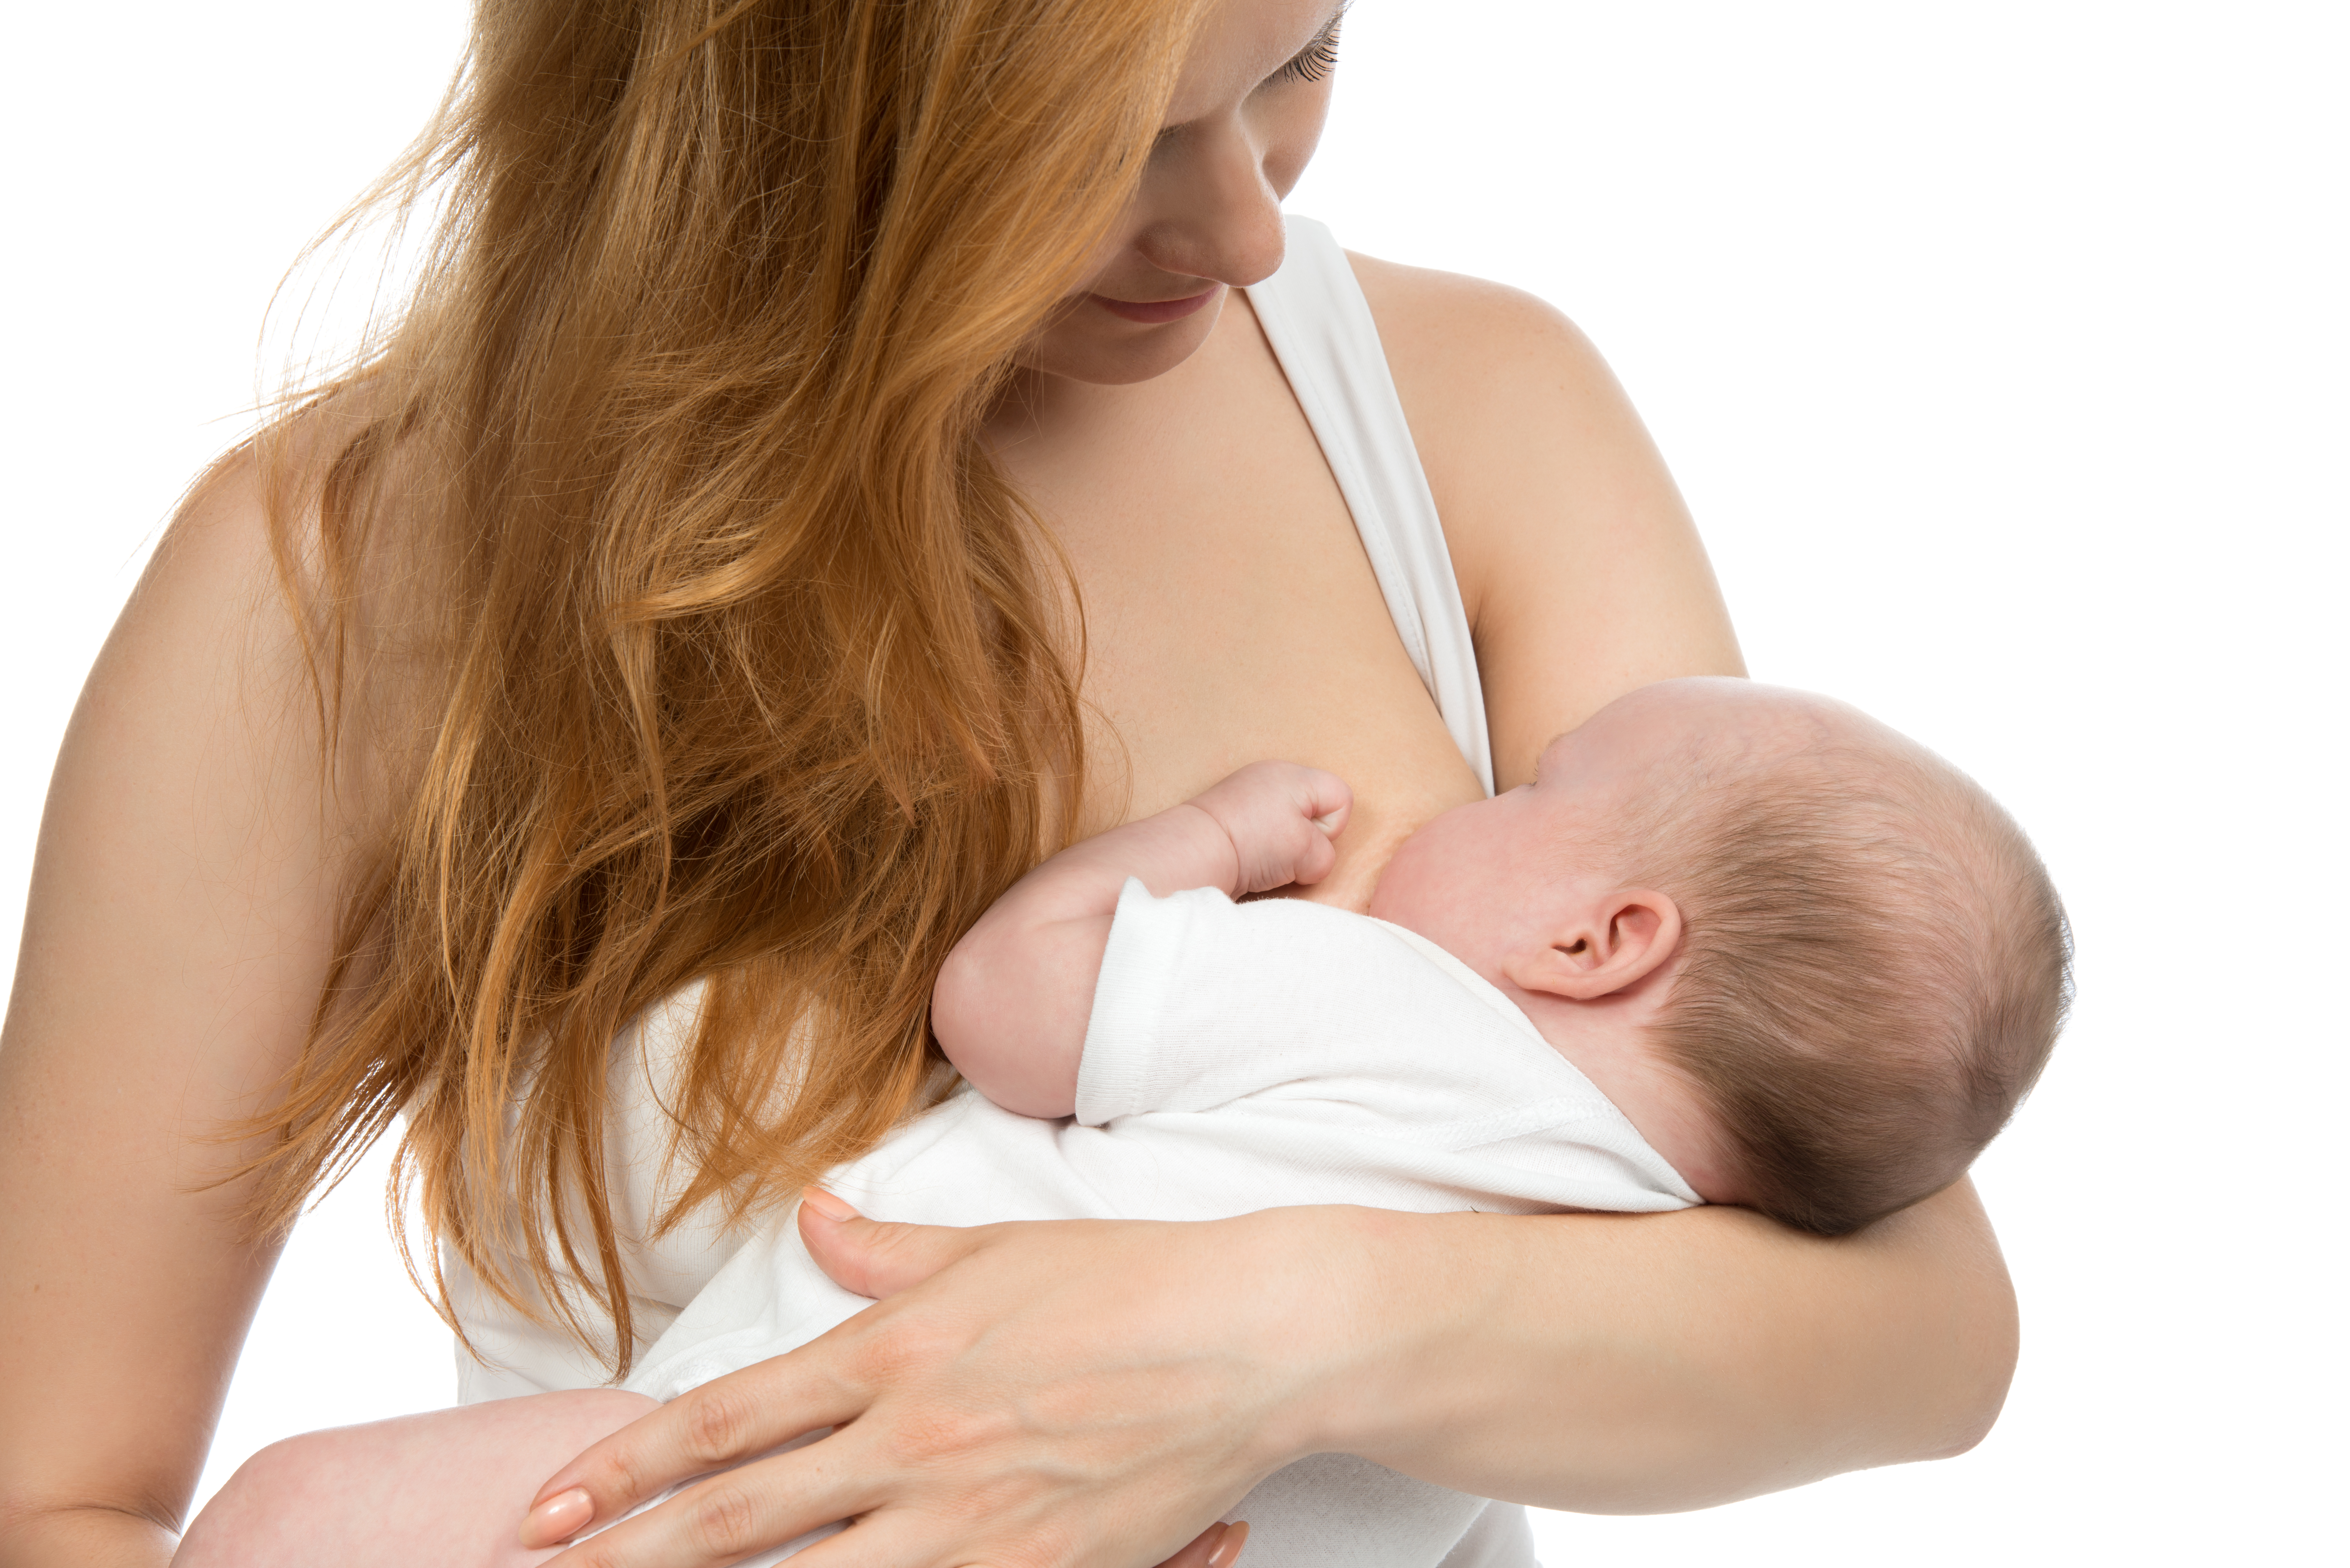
[1244,214,1496,797]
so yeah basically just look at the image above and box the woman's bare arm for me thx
[507,1189,2007,1565]
[0,449,370,1567]
[1331,1188,2013,1508]
[964,1191,2009,1503]
[794,1196,2014,1511]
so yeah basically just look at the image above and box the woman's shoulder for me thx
[1338,247,1680,576]
[154,382,423,614]
[1344,251,1626,421]
[1338,250,1742,779]
[1342,251,1659,509]
[130,385,446,825]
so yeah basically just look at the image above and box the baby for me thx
[179,677,2070,1568]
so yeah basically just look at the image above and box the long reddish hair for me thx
[239,0,1210,1373]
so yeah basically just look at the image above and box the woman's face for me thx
[1026,0,1345,386]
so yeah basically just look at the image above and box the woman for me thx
[0,0,2016,1564]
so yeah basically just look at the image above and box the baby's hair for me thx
[1633,732,2071,1236]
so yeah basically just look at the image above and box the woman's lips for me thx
[1090,285,1220,325]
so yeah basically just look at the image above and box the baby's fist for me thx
[1188,762,1353,895]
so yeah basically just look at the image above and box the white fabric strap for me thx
[1247,215,1496,797]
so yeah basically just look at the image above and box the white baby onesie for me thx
[618,882,1700,1567]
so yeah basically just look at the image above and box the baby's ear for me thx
[1505,888,1683,1001]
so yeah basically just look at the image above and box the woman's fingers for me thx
[769,1511,1249,1568]
[542,1428,1247,1568]
[797,1189,991,1300]
[520,1363,864,1550]
[523,1202,1019,1555]
[539,1451,860,1568]
[525,1212,1323,1567]
[766,1512,1247,1568]
[1158,1519,1249,1568]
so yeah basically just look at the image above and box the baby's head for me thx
[1368,678,2071,1235]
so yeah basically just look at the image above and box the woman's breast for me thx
[998,297,1483,910]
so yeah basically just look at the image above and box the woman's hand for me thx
[520,1198,1336,1567]
[519,1183,2014,1564]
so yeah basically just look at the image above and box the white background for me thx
[4,1,2344,1562]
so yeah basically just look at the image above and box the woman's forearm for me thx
[1301,1180,2015,1513]
[514,1186,2014,1564]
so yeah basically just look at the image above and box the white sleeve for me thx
[1072,879,1496,1126]
[1069,881,1703,1211]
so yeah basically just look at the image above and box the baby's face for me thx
[1365,679,1728,945]
[1366,679,1853,1203]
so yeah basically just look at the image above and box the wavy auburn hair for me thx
[239,0,1212,1372]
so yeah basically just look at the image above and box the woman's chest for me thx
[991,301,1482,906]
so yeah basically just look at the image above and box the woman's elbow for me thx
[1924,1273,2019,1460]
[1885,1184,2021,1463]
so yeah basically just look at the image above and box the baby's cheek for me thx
[1362,831,1447,925]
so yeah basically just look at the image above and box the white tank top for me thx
[448,214,1533,1565]
[1247,216,1496,798]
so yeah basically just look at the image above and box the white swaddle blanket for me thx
[600,883,1696,1567]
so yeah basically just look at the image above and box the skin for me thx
[0,0,2017,1564]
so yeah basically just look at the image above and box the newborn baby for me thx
[179,677,2070,1568]
[936,675,2069,1238]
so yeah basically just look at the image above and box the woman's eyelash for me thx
[1272,19,1343,86]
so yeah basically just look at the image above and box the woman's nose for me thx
[1132,115,1288,289]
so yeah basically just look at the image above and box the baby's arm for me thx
[931,762,1351,1118]
[175,1389,656,1568]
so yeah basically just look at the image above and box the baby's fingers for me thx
[1192,762,1353,892]
[1287,768,1350,886]
[1291,766,1351,842]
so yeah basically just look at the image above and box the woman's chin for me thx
[1021,298,1228,386]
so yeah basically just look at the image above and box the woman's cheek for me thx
[1258,88,1333,199]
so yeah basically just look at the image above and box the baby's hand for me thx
[1187,762,1353,896]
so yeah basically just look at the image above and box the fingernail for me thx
[1207,1520,1249,1567]
[519,1488,594,1547]
[800,1188,857,1223]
